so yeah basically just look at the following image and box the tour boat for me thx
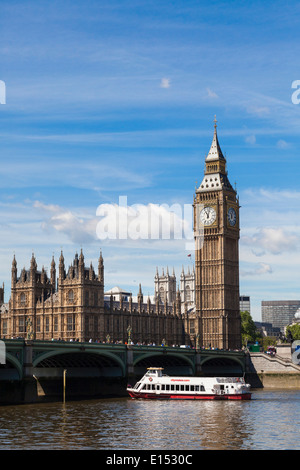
[127,367,251,400]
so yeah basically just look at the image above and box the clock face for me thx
[200,206,216,226]
[227,207,237,226]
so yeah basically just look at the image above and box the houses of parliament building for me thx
[0,120,242,349]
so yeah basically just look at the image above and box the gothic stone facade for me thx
[0,251,189,345]
[154,266,195,314]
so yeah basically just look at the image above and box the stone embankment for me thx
[247,350,300,388]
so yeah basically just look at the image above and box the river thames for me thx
[0,389,299,450]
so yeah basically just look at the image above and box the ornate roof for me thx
[205,116,226,162]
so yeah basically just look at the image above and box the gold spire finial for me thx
[214,115,217,130]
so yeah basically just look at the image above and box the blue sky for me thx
[1,0,300,320]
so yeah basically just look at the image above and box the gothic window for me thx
[20,293,26,306]
[36,317,41,332]
[85,291,89,306]
[85,316,89,335]
[159,287,164,302]
[19,317,25,333]
[185,285,191,301]
[68,290,74,303]
[54,316,58,332]
[45,316,49,332]
[94,292,97,307]
[67,315,75,331]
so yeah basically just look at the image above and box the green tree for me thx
[241,310,260,346]
[286,324,300,341]
[261,336,277,350]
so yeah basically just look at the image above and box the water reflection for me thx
[0,390,300,450]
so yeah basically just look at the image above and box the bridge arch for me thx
[0,353,23,380]
[33,348,126,377]
[200,355,244,376]
[133,352,195,376]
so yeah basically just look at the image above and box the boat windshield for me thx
[145,368,164,377]
[216,377,245,383]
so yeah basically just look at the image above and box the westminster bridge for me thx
[0,339,249,403]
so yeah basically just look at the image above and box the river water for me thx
[0,389,299,450]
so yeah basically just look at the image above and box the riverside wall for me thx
[246,349,300,389]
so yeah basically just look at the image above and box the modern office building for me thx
[240,295,250,313]
[254,321,281,338]
[261,300,300,333]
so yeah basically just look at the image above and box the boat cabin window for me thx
[140,382,207,393]
[214,384,224,391]
[146,384,155,391]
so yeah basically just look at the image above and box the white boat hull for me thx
[128,390,251,400]
[127,367,252,401]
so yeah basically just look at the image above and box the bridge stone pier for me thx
[0,339,248,404]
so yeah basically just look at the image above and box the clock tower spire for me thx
[193,117,241,350]
[199,115,234,194]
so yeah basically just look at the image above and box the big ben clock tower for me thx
[193,118,241,349]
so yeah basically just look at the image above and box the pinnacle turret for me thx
[205,116,226,163]
[197,116,234,193]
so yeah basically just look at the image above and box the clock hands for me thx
[200,206,216,226]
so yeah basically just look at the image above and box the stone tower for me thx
[9,253,55,338]
[193,118,241,349]
[57,249,104,341]
[154,267,176,304]
[180,265,195,313]
[7,250,105,341]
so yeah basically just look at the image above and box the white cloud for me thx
[33,199,194,247]
[33,201,98,244]
[241,262,272,277]
[245,134,256,145]
[160,77,171,88]
[246,105,270,116]
[0,155,152,192]
[276,139,289,149]
[96,199,193,243]
[206,87,218,98]
[241,227,299,255]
